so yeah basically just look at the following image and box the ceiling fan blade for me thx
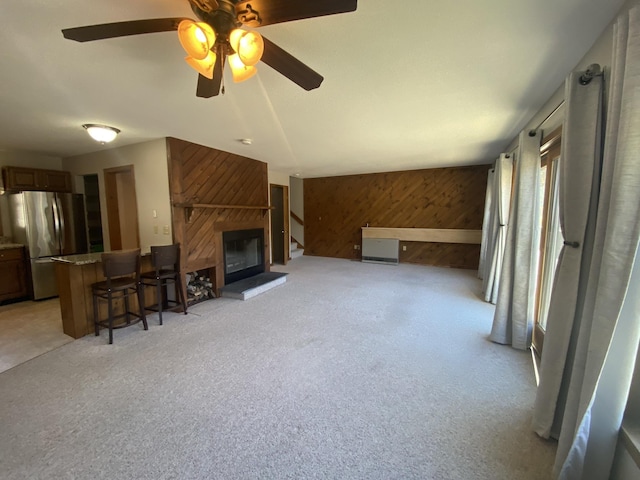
[196,54,223,98]
[260,37,323,91]
[235,0,357,27]
[62,18,189,42]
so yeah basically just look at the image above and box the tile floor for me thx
[0,298,73,374]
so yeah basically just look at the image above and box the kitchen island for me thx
[53,251,156,339]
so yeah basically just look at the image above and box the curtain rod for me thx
[528,63,603,137]
[528,101,564,137]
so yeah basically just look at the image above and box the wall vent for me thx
[362,238,399,265]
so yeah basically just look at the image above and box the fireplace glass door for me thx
[223,229,265,284]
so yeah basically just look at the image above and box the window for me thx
[533,127,563,355]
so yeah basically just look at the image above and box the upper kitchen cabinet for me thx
[2,166,72,193]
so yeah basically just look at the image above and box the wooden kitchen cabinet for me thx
[2,166,72,192]
[38,169,72,192]
[0,247,29,303]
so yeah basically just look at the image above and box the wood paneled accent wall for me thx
[304,165,490,269]
[166,138,270,293]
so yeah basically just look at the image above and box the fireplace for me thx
[223,228,265,284]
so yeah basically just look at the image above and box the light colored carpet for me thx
[0,256,556,479]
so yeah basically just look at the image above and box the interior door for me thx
[270,184,289,265]
[104,165,140,251]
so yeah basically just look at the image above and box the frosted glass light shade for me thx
[229,29,243,52]
[228,53,257,83]
[185,51,217,79]
[178,20,215,60]
[83,124,120,143]
[229,29,263,66]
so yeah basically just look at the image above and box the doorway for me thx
[270,184,289,265]
[104,165,140,251]
[83,174,104,252]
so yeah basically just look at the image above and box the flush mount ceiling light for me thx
[82,124,120,144]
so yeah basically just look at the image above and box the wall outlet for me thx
[402,245,407,251]
[354,244,360,250]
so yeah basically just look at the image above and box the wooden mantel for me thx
[173,202,273,223]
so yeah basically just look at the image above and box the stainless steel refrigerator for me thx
[8,192,88,300]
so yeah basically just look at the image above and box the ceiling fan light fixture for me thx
[228,53,257,83]
[229,29,264,66]
[82,124,120,143]
[185,51,217,79]
[178,20,215,60]
[228,29,243,52]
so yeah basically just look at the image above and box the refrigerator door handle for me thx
[51,196,60,249]
[54,195,66,251]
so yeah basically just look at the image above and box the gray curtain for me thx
[489,132,541,349]
[481,155,513,303]
[478,168,494,280]
[533,7,640,478]
[532,69,605,439]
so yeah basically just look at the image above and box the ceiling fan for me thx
[62,0,358,98]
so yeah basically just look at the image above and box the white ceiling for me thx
[0,0,626,177]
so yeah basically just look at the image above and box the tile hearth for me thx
[219,272,288,300]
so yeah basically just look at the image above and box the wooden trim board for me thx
[362,227,482,244]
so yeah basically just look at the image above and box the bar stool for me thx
[140,243,188,325]
[92,249,148,344]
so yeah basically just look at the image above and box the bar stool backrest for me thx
[151,244,180,272]
[101,249,141,286]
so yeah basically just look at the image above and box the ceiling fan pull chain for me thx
[220,45,226,95]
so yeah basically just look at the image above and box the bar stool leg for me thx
[138,283,149,331]
[93,293,100,337]
[178,277,188,315]
[107,292,114,345]
[124,293,131,326]
[157,279,163,325]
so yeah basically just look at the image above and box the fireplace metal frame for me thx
[222,228,265,285]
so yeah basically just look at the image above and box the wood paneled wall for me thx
[166,138,270,293]
[304,165,489,269]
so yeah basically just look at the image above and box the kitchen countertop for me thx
[51,252,103,265]
[0,243,24,250]
[52,248,151,266]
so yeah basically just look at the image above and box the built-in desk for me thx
[361,227,483,268]
[53,251,156,339]
[361,227,482,244]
